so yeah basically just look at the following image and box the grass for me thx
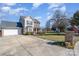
[45,32,65,35]
[37,35,65,42]
[37,35,79,42]
[36,34,79,48]
[36,32,79,48]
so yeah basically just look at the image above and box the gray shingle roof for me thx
[1,21,22,29]
[34,19,40,24]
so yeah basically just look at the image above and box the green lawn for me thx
[37,35,79,42]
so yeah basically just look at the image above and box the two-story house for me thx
[19,16,40,34]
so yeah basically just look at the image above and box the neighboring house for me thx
[67,25,79,33]
[33,19,40,33]
[0,16,40,36]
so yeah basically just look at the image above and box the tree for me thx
[71,11,79,26]
[52,9,69,32]
[55,16,69,32]
[46,19,55,32]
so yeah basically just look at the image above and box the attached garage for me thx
[0,21,22,36]
[2,29,19,36]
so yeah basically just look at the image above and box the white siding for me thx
[25,16,33,27]
[24,16,34,32]
[2,29,18,36]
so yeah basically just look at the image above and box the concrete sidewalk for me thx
[0,35,75,56]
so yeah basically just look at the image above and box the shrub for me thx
[25,32,33,35]
[45,32,65,35]
[65,42,75,49]
[37,32,45,35]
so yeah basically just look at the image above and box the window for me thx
[29,28,32,32]
[27,21,32,25]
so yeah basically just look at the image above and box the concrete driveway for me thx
[0,35,75,56]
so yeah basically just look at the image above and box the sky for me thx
[0,3,79,27]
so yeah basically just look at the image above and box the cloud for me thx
[48,3,66,13]
[32,3,43,9]
[60,6,66,13]
[47,4,66,20]
[1,6,11,12]
[13,8,28,13]
[47,14,53,20]
[51,6,66,13]
[48,3,63,10]
[34,16,42,19]
[47,12,50,15]
[52,6,66,15]
[4,3,16,6]
[0,13,5,17]
[46,12,53,20]
[11,7,28,15]
[1,6,28,15]
[0,12,6,22]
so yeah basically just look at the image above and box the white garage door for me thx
[2,29,18,36]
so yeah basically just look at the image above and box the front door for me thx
[28,27,33,32]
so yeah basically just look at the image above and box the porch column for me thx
[36,28,38,34]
